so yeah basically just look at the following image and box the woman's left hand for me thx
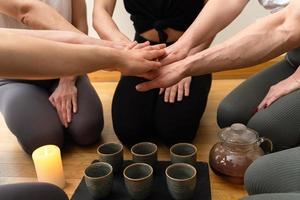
[257,74,300,111]
[160,76,192,103]
[49,77,78,128]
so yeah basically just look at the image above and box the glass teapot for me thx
[209,123,273,184]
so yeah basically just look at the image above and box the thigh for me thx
[154,74,212,146]
[244,147,300,194]
[66,76,104,145]
[0,183,68,200]
[0,83,64,154]
[217,60,295,128]
[112,76,158,147]
[248,89,300,151]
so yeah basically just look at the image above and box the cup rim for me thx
[170,143,197,158]
[84,162,113,180]
[165,163,197,182]
[97,142,123,157]
[131,142,158,157]
[123,163,153,182]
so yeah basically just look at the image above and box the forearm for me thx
[0,31,123,79]
[176,0,248,51]
[93,0,130,42]
[186,5,300,76]
[189,37,215,55]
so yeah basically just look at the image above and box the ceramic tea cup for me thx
[84,162,113,199]
[131,142,158,167]
[170,143,197,166]
[123,163,153,200]
[166,163,197,200]
[97,142,123,173]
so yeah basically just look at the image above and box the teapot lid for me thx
[219,123,258,145]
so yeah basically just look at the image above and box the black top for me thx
[124,0,204,43]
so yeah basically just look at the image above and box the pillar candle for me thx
[32,145,65,188]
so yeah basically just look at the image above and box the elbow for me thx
[15,0,40,26]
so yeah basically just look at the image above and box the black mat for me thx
[71,160,211,200]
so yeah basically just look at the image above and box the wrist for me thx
[59,76,76,85]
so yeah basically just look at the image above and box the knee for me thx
[10,123,64,155]
[157,125,198,147]
[217,99,243,128]
[69,116,103,146]
[244,157,268,195]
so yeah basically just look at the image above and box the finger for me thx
[133,41,150,49]
[72,94,78,113]
[66,100,72,123]
[144,43,166,50]
[126,41,138,50]
[257,96,269,111]
[177,83,184,101]
[169,85,178,103]
[159,88,165,95]
[146,49,166,60]
[266,96,279,107]
[184,80,191,97]
[160,54,177,66]
[61,100,68,128]
[144,60,162,71]
[164,87,171,102]
[136,78,162,92]
[56,104,65,127]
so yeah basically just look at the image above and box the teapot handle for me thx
[258,137,273,154]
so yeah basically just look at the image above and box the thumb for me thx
[136,79,160,92]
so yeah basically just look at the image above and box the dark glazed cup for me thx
[170,143,197,166]
[97,142,123,173]
[131,142,158,167]
[166,163,197,200]
[84,162,113,199]
[123,163,153,200]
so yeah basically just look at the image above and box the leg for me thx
[112,76,158,147]
[0,183,68,200]
[0,83,64,154]
[154,75,212,146]
[248,89,300,151]
[217,60,295,128]
[244,147,300,195]
[66,76,104,146]
[242,193,300,200]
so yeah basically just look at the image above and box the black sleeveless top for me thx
[124,0,204,43]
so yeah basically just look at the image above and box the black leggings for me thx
[0,76,104,154]
[0,183,68,200]
[112,35,212,147]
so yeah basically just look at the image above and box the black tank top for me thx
[124,0,204,43]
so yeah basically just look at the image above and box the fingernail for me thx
[264,104,267,109]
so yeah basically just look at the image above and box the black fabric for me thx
[71,160,211,200]
[0,76,104,154]
[0,183,68,200]
[124,0,204,43]
[112,36,212,148]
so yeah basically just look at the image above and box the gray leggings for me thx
[217,53,300,151]
[0,76,104,154]
[243,147,300,200]
[0,183,68,200]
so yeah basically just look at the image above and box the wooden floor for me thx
[0,79,248,200]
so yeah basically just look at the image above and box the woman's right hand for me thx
[118,44,166,76]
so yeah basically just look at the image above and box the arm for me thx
[186,0,300,75]
[93,0,130,42]
[0,0,80,33]
[0,30,165,79]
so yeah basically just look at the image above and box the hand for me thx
[160,42,190,66]
[160,77,192,103]
[136,57,190,92]
[257,74,300,111]
[49,77,77,128]
[118,44,166,76]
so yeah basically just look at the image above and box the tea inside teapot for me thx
[209,123,272,184]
